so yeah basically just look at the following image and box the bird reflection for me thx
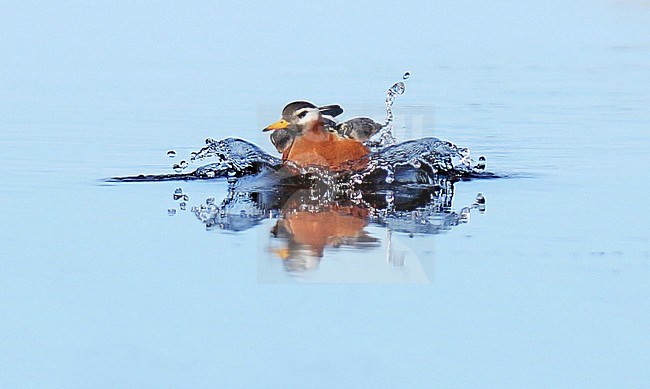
[269,196,379,272]
[189,171,485,273]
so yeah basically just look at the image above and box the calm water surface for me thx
[1,1,650,387]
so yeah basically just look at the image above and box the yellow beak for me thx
[263,118,290,132]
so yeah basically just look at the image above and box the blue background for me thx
[1,1,650,387]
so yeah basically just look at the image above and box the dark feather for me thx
[318,104,344,118]
[335,117,383,142]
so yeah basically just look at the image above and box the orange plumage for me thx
[264,101,370,171]
[282,129,369,170]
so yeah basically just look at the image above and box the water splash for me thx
[110,135,492,187]
[172,160,188,172]
[185,174,485,240]
[348,137,487,188]
[198,136,485,187]
[153,152,490,273]
[111,72,495,187]
[104,74,504,275]
[384,81,405,127]
[171,137,282,178]
[366,72,410,149]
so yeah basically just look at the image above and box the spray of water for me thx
[136,71,490,187]
[363,71,410,149]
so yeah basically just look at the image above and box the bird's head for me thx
[263,101,324,134]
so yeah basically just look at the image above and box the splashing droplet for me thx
[167,209,176,216]
[475,155,486,172]
[403,71,411,80]
[390,81,405,96]
[167,150,176,158]
[226,169,238,183]
[367,76,408,149]
[475,193,485,204]
[173,164,182,173]
[179,202,187,210]
[474,193,487,213]
[460,207,471,223]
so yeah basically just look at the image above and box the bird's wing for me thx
[318,104,344,118]
[335,117,384,141]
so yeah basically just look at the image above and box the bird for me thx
[263,101,380,170]
[263,101,371,170]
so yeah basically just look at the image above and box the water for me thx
[2,1,650,387]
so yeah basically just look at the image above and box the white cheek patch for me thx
[296,109,321,126]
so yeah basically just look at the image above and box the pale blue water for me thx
[2,1,650,387]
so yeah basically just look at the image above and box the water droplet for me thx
[385,173,395,184]
[475,155,486,172]
[179,202,187,210]
[173,188,183,200]
[167,150,176,158]
[403,71,411,80]
[227,171,238,183]
[167,209,176,216]
[476,193,485,204]
[173,164,182,173]
[206,197,215,205]
[182,194,189,201]
[460,207,471,222]
[205,137,215,145]
[389,81,405,96]
[174,188,182,194]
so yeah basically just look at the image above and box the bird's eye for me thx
[298,111,308,119]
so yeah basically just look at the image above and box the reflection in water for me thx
[107,74,496,277]
[110,135,493,275]
[186,170,485,273]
